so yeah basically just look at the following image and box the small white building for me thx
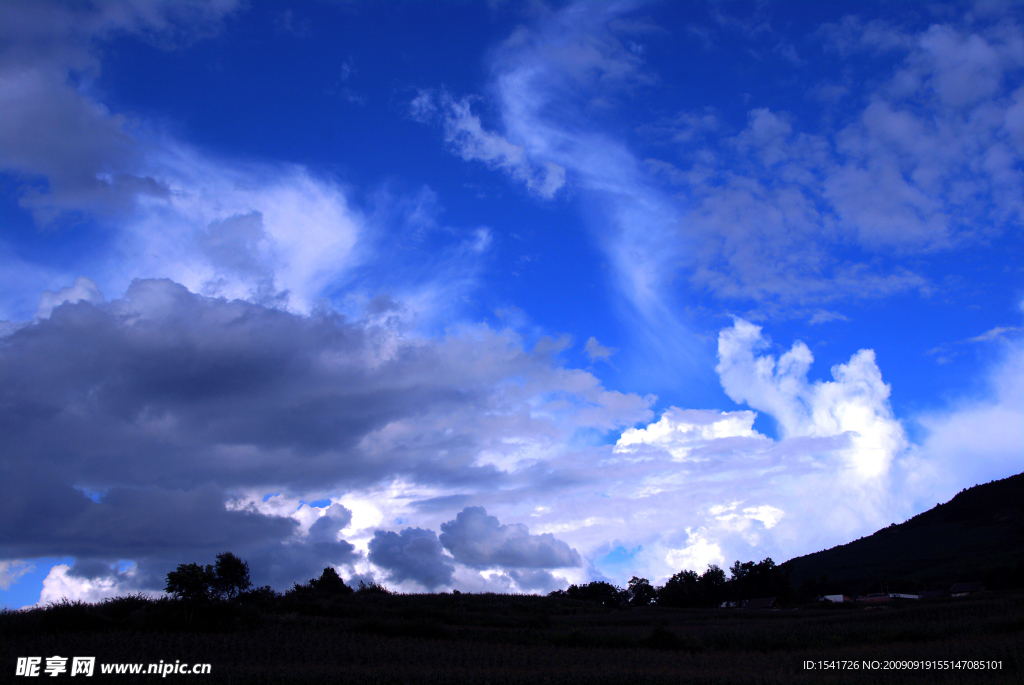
[820,594,852,603]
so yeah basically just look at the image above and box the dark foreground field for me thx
[3,591,1022,684]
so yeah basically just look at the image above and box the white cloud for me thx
[529,317,916,583]
[9,300,1015,593]
[1,1,490,324]
[584,336,616,362]
[966,325,1021,343]
[0,560,34,590]
[119,153,364,313]
[420,91,566,199]
[615,408,767,462]
[425,2,1022,316]
[35,276,104,320]
[710,502,785,540]
[37,563,138,606]
[261,315,1013,588]
[717,319,907,479]
[665,530,724,573]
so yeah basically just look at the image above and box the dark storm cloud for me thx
[1,278,648,591]
[242,538,359,590]
[439,507,582,569]
[0,477,295,561]
[307,504,353,543]
[0,279,474,588]
[22,496,359,592]
[1,278,497,494]
[367,528,454,590]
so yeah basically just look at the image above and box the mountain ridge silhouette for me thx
[782,471,1024,595]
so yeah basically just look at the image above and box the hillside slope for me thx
[783,472,1024,595]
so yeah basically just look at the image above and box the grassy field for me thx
[3,591,1022,684]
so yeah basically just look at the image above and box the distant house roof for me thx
[949,582,985,594]
[744,597,778,609]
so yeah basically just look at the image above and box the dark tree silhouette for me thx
[658,569,700,607]
[165,562,216,603]
[285,567,356,601]
[165,552,254,605]
[551,581,628,606]
[309,567,354,595]
[657,564,726,607]
[213,552,252,600]
[627,576,657,606]
[726,558,790,601]
[700,564,726,602]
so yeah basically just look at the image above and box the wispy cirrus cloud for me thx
[420,1,1022,318]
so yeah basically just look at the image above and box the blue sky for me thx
[1,0,1021,606]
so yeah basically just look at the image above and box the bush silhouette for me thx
[356,579,393,595]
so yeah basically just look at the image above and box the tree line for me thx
[551,558,791,607]
[165,553,789,608]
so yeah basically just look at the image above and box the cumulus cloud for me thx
[35,276,104,320]
[367,527,454,590]
[575,317,919,581]
[307,504,354,543]
[4,286,1015,595]
[38,564,130,606]
[664,530,724,573]
[439,507,582,569]
[0,278,651,592]
[615,408,768,462]
[717,319,907,479]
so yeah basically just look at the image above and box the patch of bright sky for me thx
[0,557,72,609]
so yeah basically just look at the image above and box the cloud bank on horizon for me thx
[1,0,1021,606]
